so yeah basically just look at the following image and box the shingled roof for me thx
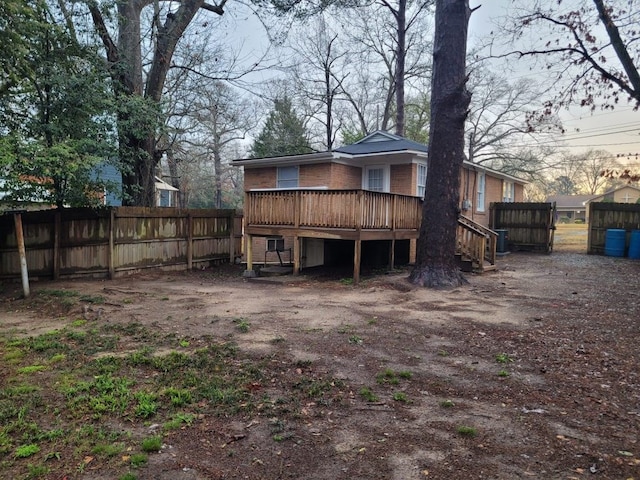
[333,131,428,155]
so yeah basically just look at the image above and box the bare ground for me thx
[1,232,640,479]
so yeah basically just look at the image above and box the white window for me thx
[417,163,427,198]
[476,172,485,212]
[363,165,389,192]
[503,181,515,203]
[277,166,299,188]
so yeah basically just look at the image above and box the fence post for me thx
[187,212,193,270]
[13,213,30,298]
[229,210,235,264]
[108,208,115,279]
[53,210,61,280]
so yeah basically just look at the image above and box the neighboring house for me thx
[546,194,595,222]
[587,185,640,205]
[155,177,179,207]
[233,131,526,279]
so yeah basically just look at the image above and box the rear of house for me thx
[234,131,526,272]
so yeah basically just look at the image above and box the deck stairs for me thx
[456,215,498,273]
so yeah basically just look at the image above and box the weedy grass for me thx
[0,317,269,479]
[376,368,413,385]
[359,387,379,402]
[495,353,513,364]
[457,425,478,437]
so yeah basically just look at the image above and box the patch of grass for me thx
[339,278,353,285]
[134,392,158,418]
[26,463,49,477]
[293,377,344,400]
[376,368,400,385]
[337,324,354,334]
[440,399,455,408]
[348,335,363,345]
[392,392,408,402]
[48,353,66,364]
[3,347,24,364]
[498,370,510,377]
[14,444,40,458]
[359,387,379,402]
[39,289,79,298]
[495,353,513,364]
[233,318,250,333]
[70,319,87,328]
[163,412,195,431]
[130,453,148,468]
[457,425,477,437]
[398,371,413,379]
[79,294,105,304]
[119,473,137,480]
[17,365,47,374]
[164,387,192,407]
[141,436,162,452]
[92,442,124,457]
[178,339,189,348]
[367,316,378,325]
[437,349,449,357]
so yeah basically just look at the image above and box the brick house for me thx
[233,131,526,280]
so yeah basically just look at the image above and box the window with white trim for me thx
[277,166,299,188]
[476,172,485,212]
[364,166,387,192]
[503,181,515,202]
[417,163,427,198]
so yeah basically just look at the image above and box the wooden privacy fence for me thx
[0,207,242,280]
[489,202,556,253]
[588,202,640,254]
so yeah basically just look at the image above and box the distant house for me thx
[234,131,526,276]
[546,194,595,222]
[587,185,640,205]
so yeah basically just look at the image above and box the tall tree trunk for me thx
[89,0,225,206]
[409,0,471,288]
[394,0,406,136]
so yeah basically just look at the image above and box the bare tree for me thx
[578,149,621,194]
[499,0,640,111]
[409,0,473,288]
[338,0,433,137]
[287,15,348,149]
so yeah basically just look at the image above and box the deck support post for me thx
[293,235,300,275]
[353,239,361,284]
[389,239,395,271]
[243,234,256,277]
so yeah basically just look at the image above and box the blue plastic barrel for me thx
[628,230,640,259]
[604,229,626,257]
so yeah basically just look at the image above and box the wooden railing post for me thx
[294,190,301,228]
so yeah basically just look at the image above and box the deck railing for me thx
[457,214,497,269]
[245,190,423,231]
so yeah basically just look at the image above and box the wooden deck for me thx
[244,190,497,281]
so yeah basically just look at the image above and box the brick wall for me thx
[244,167,276,189]
[300,163,331,187]
[329,163,362,189]
[390,164,415,195]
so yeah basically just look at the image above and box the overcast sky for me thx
[222,0,639,165]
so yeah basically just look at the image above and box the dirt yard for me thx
[1,225,640,479]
